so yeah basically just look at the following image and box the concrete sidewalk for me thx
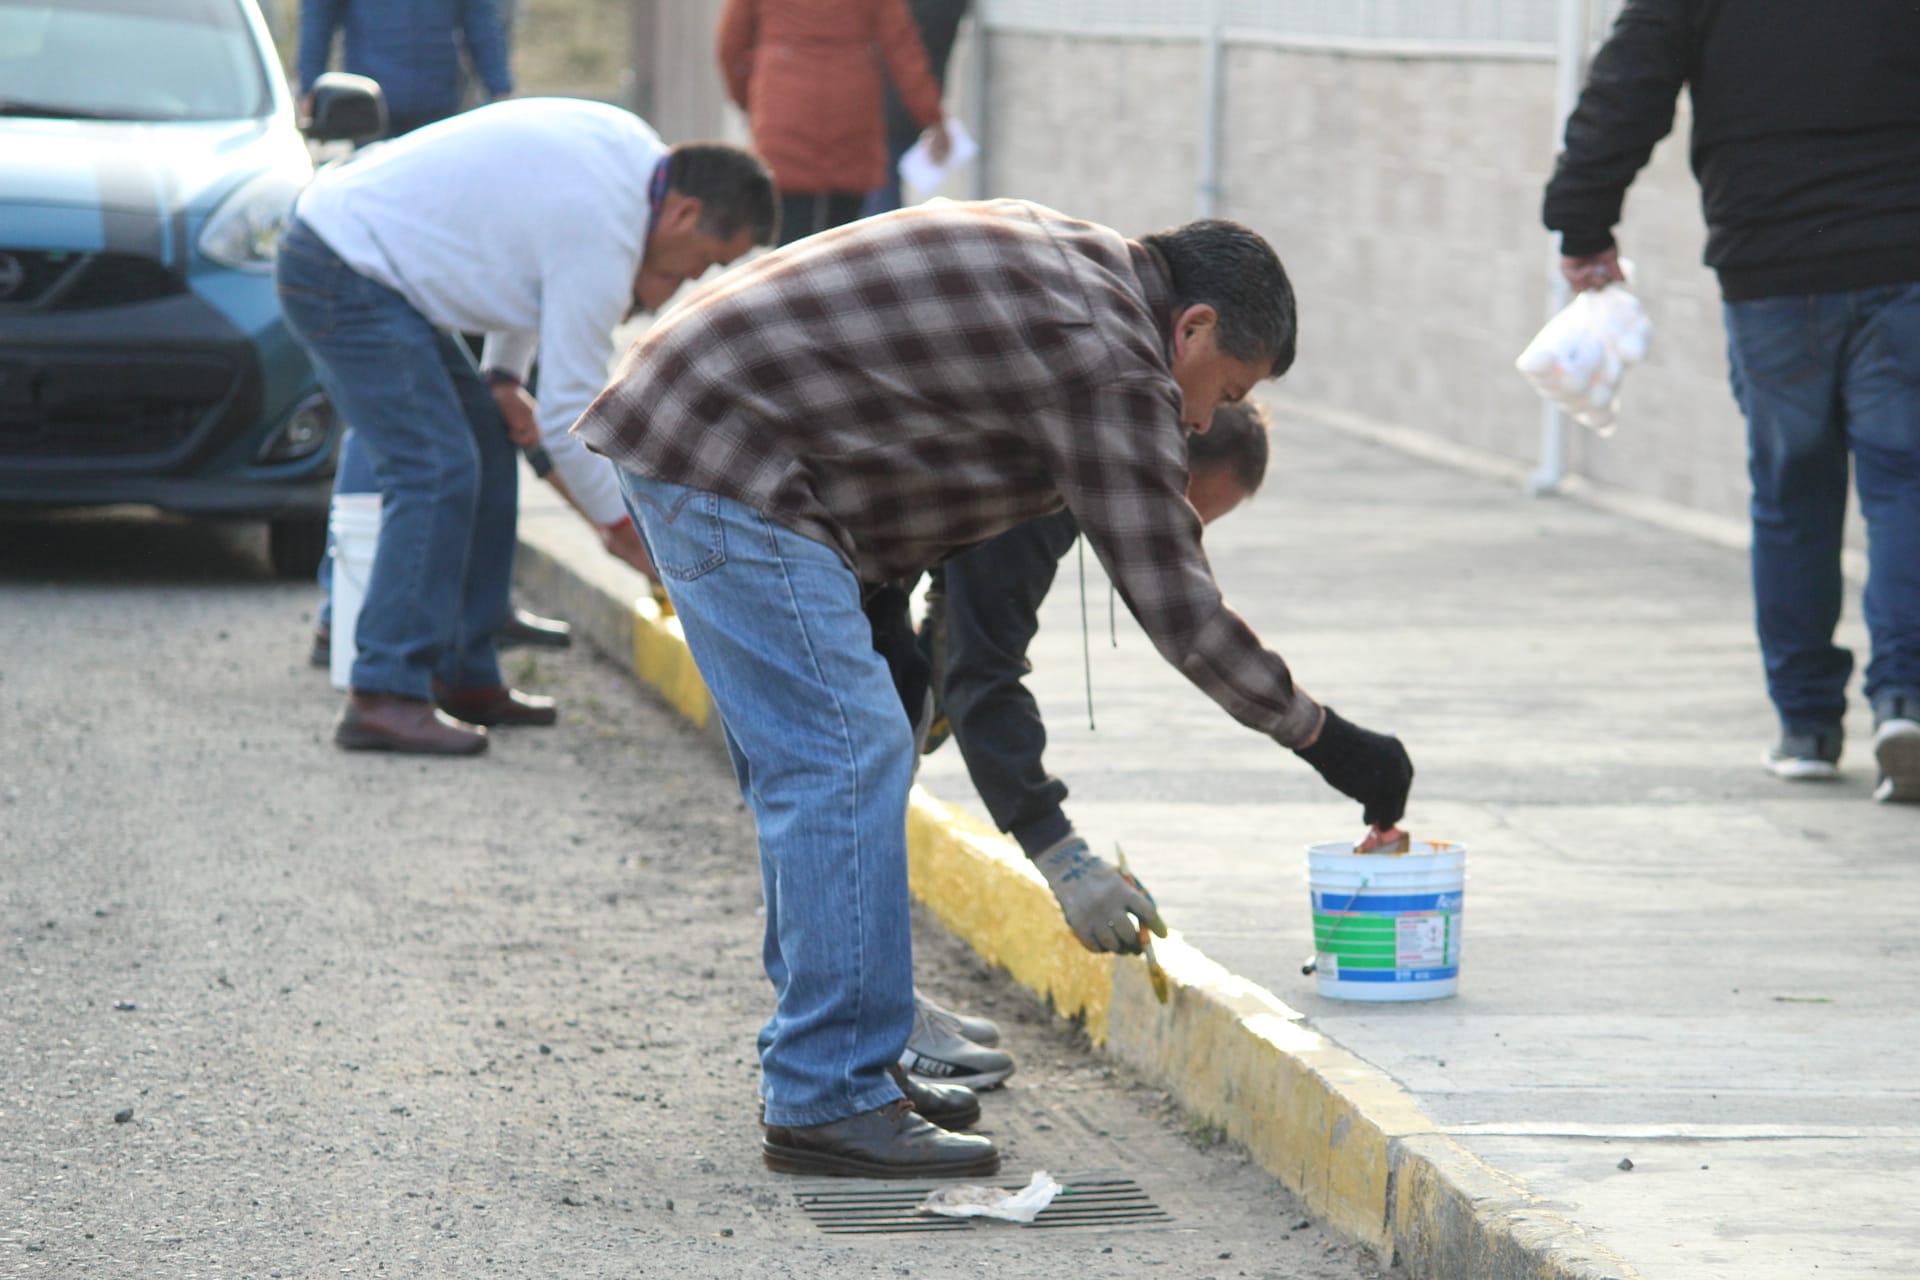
[515,408,1919,1279]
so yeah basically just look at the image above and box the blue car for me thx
[0,0,344,576]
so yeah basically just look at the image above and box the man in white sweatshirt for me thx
[278,97,777,754]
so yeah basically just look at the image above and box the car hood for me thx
[0,115,311,256]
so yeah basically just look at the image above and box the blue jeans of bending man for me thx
[1725,282,1920,733]
[275,220,514,699]
[616,469,914,1129]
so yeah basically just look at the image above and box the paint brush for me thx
[1114,844,1170,1003]
[1356,824,1410,854]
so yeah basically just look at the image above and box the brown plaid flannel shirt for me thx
[574,199,1323,747]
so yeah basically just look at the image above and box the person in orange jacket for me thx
[717,0,951,245]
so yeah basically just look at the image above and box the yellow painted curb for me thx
[512,554,1637,1278]
[906,788,1112,1039]
[630,598,711,732]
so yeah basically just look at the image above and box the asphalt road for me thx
[0,509,1398,1280]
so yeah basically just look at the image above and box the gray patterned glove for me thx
[1033,836,1166,954]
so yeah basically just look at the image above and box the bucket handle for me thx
[1318,874,1373,945]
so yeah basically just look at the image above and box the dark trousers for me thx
[935,509,1081,850]
[777,192,867,247]
[863,509,1080,851]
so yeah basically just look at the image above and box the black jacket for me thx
[1542,0,1920,300]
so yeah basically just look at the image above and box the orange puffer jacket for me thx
[717,0,944,195]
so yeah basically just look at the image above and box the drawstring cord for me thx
[1073,534,1122,732]
[1076,536,1095,731]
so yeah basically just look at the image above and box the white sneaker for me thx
[901,997,1014,1090]
[1873,715,1920,804]
[1762,727,1842,781]
[913,988,1001,1047]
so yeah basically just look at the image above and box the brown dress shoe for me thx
[762,1099,999,1178]
[432,682,558,727]
[335,692,488,755]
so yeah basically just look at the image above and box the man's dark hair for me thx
[1188,398,1271,495]
[1141,219,1297,378]
[665,143,780,245]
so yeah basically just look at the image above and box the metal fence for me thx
[977,0,1624,55]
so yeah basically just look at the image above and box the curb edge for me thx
[513,526,1641,1279]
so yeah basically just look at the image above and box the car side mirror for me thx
[306,72,387,145]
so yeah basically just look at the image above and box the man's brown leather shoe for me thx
[433,683,558,727]
[335,692,488,755]
[762,1099,998,1178]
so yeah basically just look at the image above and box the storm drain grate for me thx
[794,1173,1171,1235]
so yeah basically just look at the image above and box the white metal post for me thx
[1527,0,1592,496]
[1198,0,1225,218]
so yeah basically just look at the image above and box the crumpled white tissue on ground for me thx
[918,1170,1061,1223]
[1515,280,1653,435]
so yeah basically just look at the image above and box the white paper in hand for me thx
[898,117,978,200]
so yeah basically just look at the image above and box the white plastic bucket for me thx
[1308,839,1465,1001]
[327,494,382,691]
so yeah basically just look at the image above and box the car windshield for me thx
[0,0,270,122]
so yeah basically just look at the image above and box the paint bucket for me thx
[326,493,382,691]
[1307,839,1465,1001]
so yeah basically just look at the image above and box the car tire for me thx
[268,516,328,580]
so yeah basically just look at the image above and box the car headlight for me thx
[255,392,337,465]
[199,169,305,272]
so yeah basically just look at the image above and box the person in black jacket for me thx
[1542,0,1920,803]
[919,400,1272,872]
[859,401,1273,1089]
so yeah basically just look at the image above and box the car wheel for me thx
[268,516,328,580]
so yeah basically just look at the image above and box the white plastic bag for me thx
[918,1170,1061,1223]
[1514,282,1652,435]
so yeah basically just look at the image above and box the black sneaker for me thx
[1763,726,1842,781]
[1873,697,1920,804]
[888,1063,980,1131]
[498,607,572,650]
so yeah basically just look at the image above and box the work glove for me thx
[1293,706,1414,829]
[1033,835,1166,954]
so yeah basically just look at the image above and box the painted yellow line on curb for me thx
[617,594,1418,1246]
[630,597,711,732]
[513,571,1638,1278]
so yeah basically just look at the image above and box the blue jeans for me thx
[1726,283,1920,732]
[275,220,514,698]
[616,470,914,1128]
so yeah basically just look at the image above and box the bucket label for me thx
[1395,911,1450,969]
[1312,902,1461,977]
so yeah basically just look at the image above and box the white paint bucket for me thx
[326,494,382,691]
[1307,839,1465,1001]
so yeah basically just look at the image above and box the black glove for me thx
[1294,706,1413,828]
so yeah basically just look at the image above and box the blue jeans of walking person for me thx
[276,219,515,699]
[1726,282,1920,734]
[616,470,916,1128]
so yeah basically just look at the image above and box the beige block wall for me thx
[633,16,1794,540]
[982,31,1757,532]
[640,0,733,145]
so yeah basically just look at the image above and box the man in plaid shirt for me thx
[574,199,1414,1179]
